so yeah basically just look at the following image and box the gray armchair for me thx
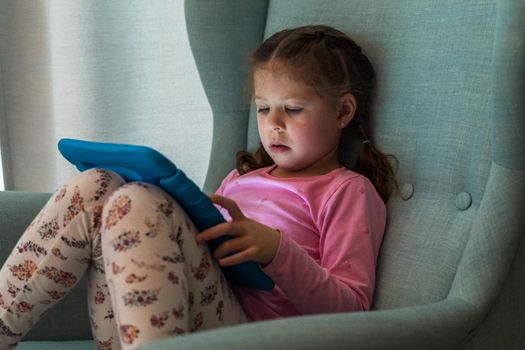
[1,0,524,349]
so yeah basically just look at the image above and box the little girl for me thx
[0,25,396,350]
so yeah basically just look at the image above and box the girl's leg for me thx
[0,168,126,350]
[101,182,248,350]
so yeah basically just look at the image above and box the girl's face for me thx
[254,66,355,178]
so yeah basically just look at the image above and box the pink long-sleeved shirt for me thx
[215,165,386,321]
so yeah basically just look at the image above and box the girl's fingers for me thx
[219,246,258,267]
[209,194,245,220]
[212,236,248,261]
[196,222,235,244]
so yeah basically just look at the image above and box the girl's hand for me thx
[195,194,281,267]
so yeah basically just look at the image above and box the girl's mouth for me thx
[270,145,290,153]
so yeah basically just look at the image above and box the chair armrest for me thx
[138,298,474,350]
[0,191,52,261]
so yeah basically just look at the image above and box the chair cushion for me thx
[16,340,94,350]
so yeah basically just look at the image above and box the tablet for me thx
[58,138,274,291]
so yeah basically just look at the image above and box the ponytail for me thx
[352,122,398,202]
[236,145,274,174]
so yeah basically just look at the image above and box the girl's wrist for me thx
[261,228,282,267]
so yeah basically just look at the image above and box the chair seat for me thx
[16,340,94,350]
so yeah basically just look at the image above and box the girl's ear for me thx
[337,93,357,129]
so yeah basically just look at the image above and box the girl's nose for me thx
[268,109,285,131]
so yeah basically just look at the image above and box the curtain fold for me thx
[0,0,212,192]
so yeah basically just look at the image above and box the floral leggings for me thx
[0,168,248,350]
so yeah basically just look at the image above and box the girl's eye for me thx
[286,107,303,114]
[257,107,270,114]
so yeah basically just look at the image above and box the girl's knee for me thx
[103,182,164,209]
[101,183,190,239]
[62,168,126,202]
[100,183,180,260]
[101,183,172,229]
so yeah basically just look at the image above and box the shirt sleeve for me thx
[262,176,386,314]
[213,169,240,220]
[214,169,240,196]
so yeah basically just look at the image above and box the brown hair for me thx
[236,25,398,201]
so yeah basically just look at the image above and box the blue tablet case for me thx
[58,138,274,291]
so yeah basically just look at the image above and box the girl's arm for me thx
[262,176,386,313]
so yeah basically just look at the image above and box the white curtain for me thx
[0,0,212,192]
